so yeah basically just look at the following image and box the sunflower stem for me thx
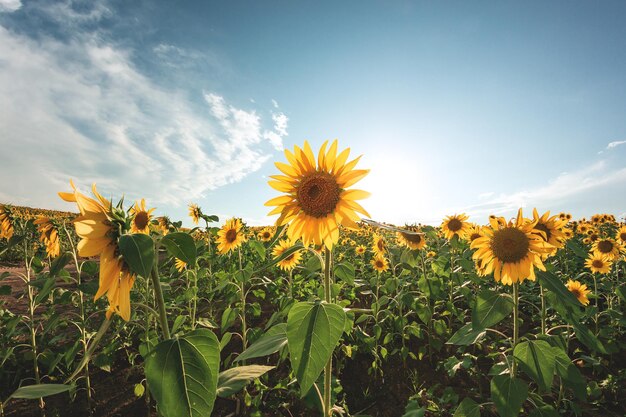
[323,246,333,417]
[540,283,546,335]
[511,282,519,378]
[150,254,170,340]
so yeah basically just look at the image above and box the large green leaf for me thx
[217,365,274,398]
[447,323,486,346]
[454,397,480,417]
[528,405,559,417]
[536,271,581,308]
[334,263,355,285]
[9,384,72,399]
[552,347,586,401]
[491,375,528,417]
[145,329,220,417]
[118,234,154,277]
[49,252,72,277]
[287,301,346,396]
[513,340,555,392]
[472,290,513,330]
[235,323,287,363]
[161,232,197,266]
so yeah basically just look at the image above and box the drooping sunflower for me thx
[530,208,568,257]
[441,213,471,240]
[216,218,247,254]
[591,238,623,260]
[566,280,591,306]
[59,181,135,321]
[33,216,61,258]
[156,216,171,235]
[0,204,14,240]
[355,245,366,255]
[396,227,426,250]
[585,253,612,274]
[258,227,273,242]
[174,258,187,273]
[265,140,370,249]
[188,203,202,225]
[372,233,387,256]
[471,209,553,285]
[130,199,155,234]
[371,255,389,272]
[272,239,302,271]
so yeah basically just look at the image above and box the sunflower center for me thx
[570,289,581,298]
[263,232,271,239]
[377,240,385,251]
[376,260,384,268]
[447,218,462,232]
[597,240,613,253]
[297,173,340,218]
[592,259,603,268]
[285,254,294,261]
[620,232,626,241]
[534,223,551,241]
[134,211,149,230]
[226,229,237,243]
[490,227,530,263]
[470,233,481,241]
[402,232,422,244]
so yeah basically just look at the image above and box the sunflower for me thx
[265,140,370,249]
[130,199,155,234]
[585,253,612,274]
[426,251,436,258]
[441,213,471,240]
[616,225,626,245]
[396,227,426,250]
[188,203,202,225]
[566,280,591,306]
[0,205,15,240]
[471,209,553,285]
[272,239,302,271]
[592,238,623,260]
[371,255,389,272]
[174,258,187,273]
[355,245,366,255]
[258,227,273,242]
[59,181,135,321]
[156,216,171,235]
[530,208,568,257]
[216,218,247,254]
[372,233,387,256]
[465,224,485,244]
[33,216,60,258]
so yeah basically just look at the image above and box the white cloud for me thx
[271,99,279,108]
[0,10,288,210]
[0,0,21,12]
[606,140,626,150]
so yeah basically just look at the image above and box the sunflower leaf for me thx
[491,375,528,417]
[513,340,555,393]
[472,290,514,330]
[161,232,197,266]
[118,234,154,278]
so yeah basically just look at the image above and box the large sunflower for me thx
[265,140,370,249]
[33,216,61,258]
[216,218,247,254]
[530,208,568,257]
[441,213,471,241]
[0,204,15,240]
[585,253,612,274]
[130,199,155,234]
[471,209,553,285]
[566,280,591,306]
[272,239,302,271]
[59,181,135,321]
[396,227,426,250]
[591,238,623,261]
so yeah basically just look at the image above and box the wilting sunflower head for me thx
[217,218,247,254]
[585,252,612,274]
[188,203,202,225]
[272,239,302,271]
[441,213,470,241]
[0,204,15,240]
[566,280,591,306]
[592,238,623,261]
[471,208,553,285]
[396,226,426,250]
[130,199,155,234]
[33,216,61,258]
[530,208,568,256]
[371,255,389,272]
[265,140,370,250]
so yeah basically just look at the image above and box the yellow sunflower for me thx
[174,258,187,272]
[465,224,485,244]
[585,253,612,274]
[258,227,274,242]
[396,227,426,250]
[216,218,247,254]
[616,225,626,245]
[566,280,591,306]
[33,216,61,258]
[272,239,302,271]
[372,233,387,256]
[371,255,389,272]
[59,181,135,321]
[426,251,436,258]
[530,208,568,257]
[441,213,471,240]
[0,204,14,240]
[592,238,623,260]
[265,140,370,249]
[188,203,202,225]
[130,199,155,234]
[156,216,171,235]
[471,209,553,285]
[355,245,366,255]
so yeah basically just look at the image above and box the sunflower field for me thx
[1,141,625,417]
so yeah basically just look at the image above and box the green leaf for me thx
[10,384,72,400]
[49,252,72,277]
[491,375,528,417]
[528,405,559,417]
[447,323,486,345]
[248,240,266,260]
[566,240,588,259]
[235,323,287,363]
[537,270,581,308]
[454,397,480,417]
[118,234,154,277]
[287,301,346,396]
[216,365,274,398]
[472,290,513,330]
[334,263,355,285]
[0,285,11,296]
[552,347,586,401]
[161,232,197,266]
[513,340,555,392]
[145,329,220,417]
[35,277,56,304]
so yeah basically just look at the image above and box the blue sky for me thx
[1,0,625,226]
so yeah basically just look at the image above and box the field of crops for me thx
[1,141,625,417]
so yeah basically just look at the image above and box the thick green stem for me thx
[593,274,599,335]
[323,247,332,417]
[238,249,247,350]
[150,267,170,340]
[540,283,546,335]
[24,243,44,413]
[511,283,519,378]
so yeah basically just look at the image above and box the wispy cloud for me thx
[606,140,626,150]
[0,1,287,209]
